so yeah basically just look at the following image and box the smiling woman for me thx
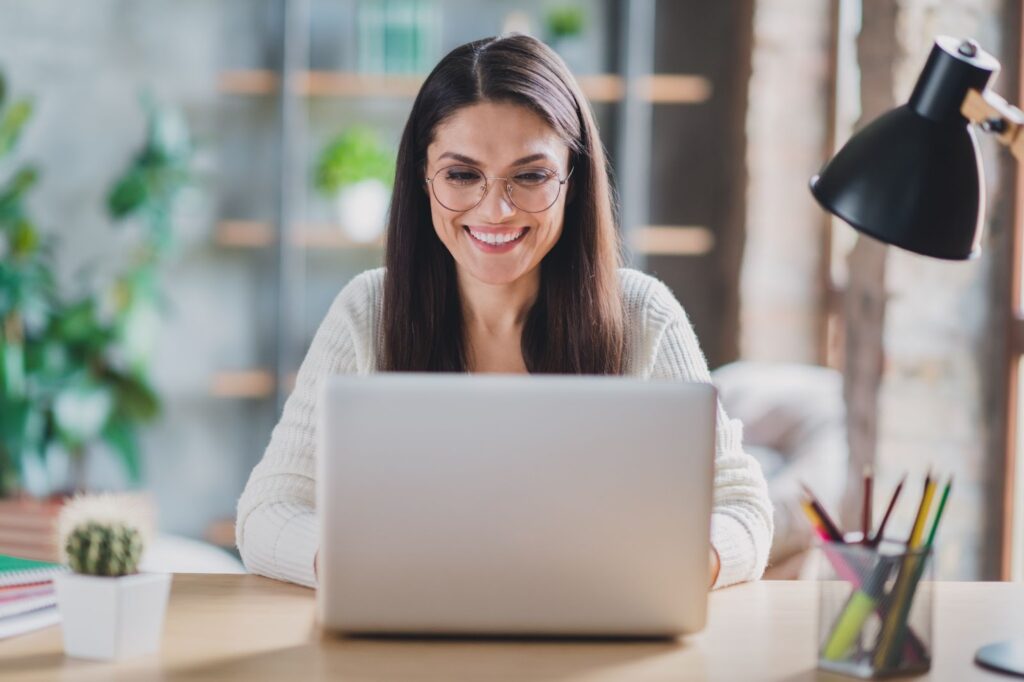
[381,35,623,376]
[236,34,773,592]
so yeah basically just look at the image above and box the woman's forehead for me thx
[428,102,570,167]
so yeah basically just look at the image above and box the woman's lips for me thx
[463,226,529,252]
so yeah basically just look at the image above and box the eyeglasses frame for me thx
[425,164,575,213]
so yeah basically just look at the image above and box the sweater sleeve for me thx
[235,274,370,588]
[645,281,774,589]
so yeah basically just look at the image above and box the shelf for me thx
[629,225,714,256]
[637,75,713,104]
[216,221,710,256]
[216,220,384,250]
[210,370,276,399]
[218,70,712,104]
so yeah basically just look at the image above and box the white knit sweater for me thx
[236,267,773,590]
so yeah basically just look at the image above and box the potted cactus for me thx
[53,498,169,660]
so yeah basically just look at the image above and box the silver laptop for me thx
[316,373,716,637]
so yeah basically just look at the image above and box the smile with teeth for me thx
[465,227,528,246]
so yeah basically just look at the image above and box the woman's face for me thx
[425,101,572,287]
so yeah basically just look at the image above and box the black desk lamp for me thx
[809,35,1024,676]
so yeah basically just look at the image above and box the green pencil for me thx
[924,478,952,549]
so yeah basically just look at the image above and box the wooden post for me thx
[839,0,899,527]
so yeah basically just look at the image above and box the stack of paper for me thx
[0,554,65,640]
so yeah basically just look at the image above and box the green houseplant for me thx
[546,5,585,39]
[314,125,394,243]
[0,72,57,497]
[0,77,191,500]
[545,5,587,72]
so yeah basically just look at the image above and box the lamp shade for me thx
[810,36,1001,260]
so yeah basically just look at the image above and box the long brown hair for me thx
[380,34,624,374]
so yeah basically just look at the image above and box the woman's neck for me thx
[457,267,540,335]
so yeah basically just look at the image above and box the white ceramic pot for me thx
[54,572,171,660]
[334,178,390,243]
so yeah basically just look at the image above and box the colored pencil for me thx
[800,500,829,541]
[802,501,864,585]
[801,482,844,541]
[924,478,953,549]
[870,474,906,545]
[862,467,873,544]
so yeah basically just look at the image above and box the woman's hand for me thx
[709,546,720,588]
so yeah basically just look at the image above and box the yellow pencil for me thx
[908,477,937,549]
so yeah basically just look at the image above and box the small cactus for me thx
[65,521,144,577]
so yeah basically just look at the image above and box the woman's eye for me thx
[443,168,482,184]
[514,170,553,186]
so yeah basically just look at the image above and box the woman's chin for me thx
[460,258,533,287]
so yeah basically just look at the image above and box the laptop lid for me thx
[317,373,716,637]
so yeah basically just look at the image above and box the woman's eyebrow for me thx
[437,152,554,166]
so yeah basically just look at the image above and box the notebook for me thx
[0,606,60,640]
[0,583,53,603]
[0,554,63,639]
[0,593,56,620]
[0,554,65,588]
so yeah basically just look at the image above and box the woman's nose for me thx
[476,180,517,220]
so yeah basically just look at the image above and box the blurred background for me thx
[0,0,1021,582]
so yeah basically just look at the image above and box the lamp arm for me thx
[962,89,1024,162]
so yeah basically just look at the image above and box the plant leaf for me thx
[101,416,141,484]
[0,100,33,158]
[106,371,160,422]
[107,167,149,219]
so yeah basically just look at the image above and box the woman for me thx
[236,34,772,590]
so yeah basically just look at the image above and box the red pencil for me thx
[870,474,907,545]
[862,467,873,544]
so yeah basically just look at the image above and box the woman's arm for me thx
[235,275,371,588]
[645,282,774,589]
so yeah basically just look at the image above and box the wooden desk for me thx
[1,575,1022,681]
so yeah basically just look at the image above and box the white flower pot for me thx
[334,178,390,243]
[54,572,171,660]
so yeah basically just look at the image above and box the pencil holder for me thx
[815,539,933,678]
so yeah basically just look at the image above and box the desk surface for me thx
[1,574,1021,681]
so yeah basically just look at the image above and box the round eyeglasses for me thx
[425,165,574,213]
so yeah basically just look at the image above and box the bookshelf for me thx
[218,69,712,104]
[216,0,715,407]
[201,0,752,550]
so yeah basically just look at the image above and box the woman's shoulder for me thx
[617,267,687,327]
[617,269,698,376]
[312,268,385,374]
[323,267,385,337]
[333,267,385,311]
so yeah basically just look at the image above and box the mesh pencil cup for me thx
[815,539,934,678]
